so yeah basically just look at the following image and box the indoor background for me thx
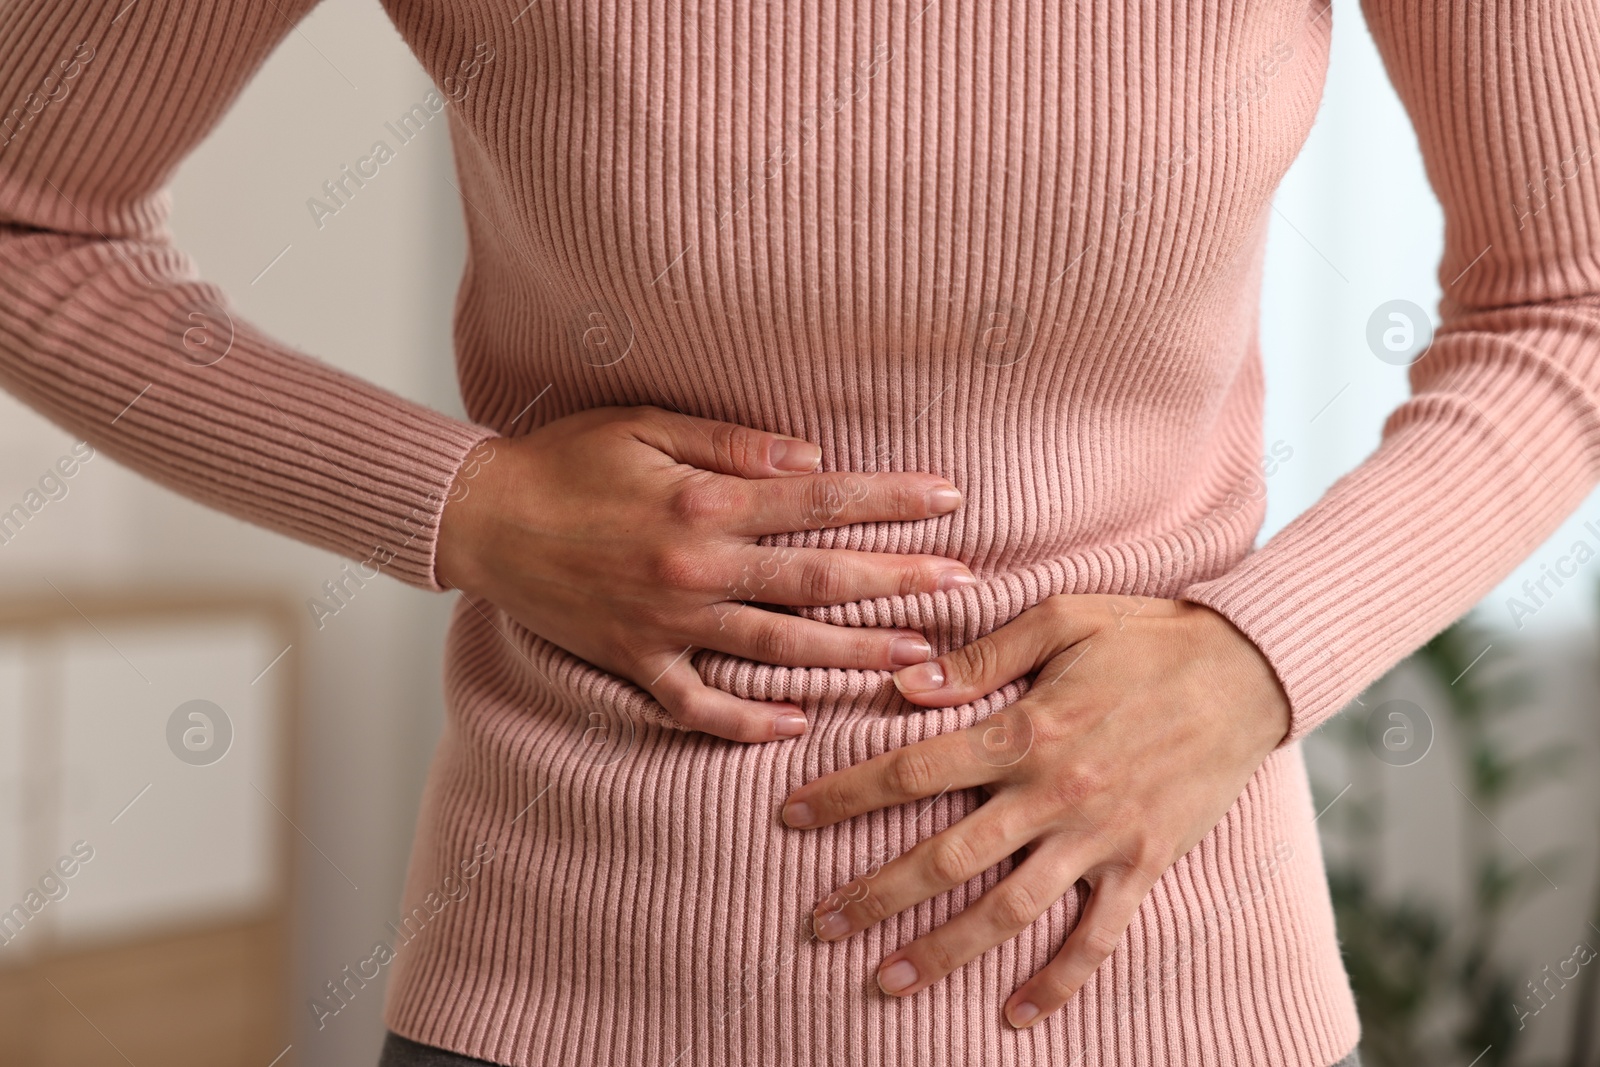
[1,0,1596,1064]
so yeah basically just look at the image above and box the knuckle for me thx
[798,477,846,527]
[1023,703,1066,747]
[706,600,742,633]
[1080,924,1123,962]
[851,882,891,925]
[821,778,854,818]
[885,480,922,517]
[669,478,735,526]
[1041,594,1078,627]
[625,406,675,443]
[978,808,1026,856]
[620,405,663,431]
[666,693,706,730]
[749,619,798,664]
[950,636,1002,683]
[1042,768,1097,813]
[648,545,707,589]
[903,558,956,596]
[725,425,764,471]
[926,835,977,887]
[992,884,1042,932]
[800,555,850,604]
[736,718,774,743]
[1030,971,1072,1007]
[723,721,765,744]
[612,630,657,668]
[918,937,958,978]
[1128,837,1176,881]
[887,748,938,799]
[898,563,933,597]
[707,422,738,467]
[817,889,850,918]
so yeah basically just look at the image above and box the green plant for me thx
[1314,612,1589,1067]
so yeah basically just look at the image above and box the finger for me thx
[891,596,1098,708]
[625,406,824,476]
[781,732,995,829]
[642,651,807,743]
[730,471,963,536]
[871,847,1082,998]
[810,800,1025,942]
[722,546,976,604]
[701,605,935,671]
[1005,868,1153,1028]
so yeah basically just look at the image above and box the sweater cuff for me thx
[1181,566,1350,748]
[356,408,500,593]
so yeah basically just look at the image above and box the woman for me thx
[2,0,1596,1064]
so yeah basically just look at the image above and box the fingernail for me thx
[775,714,807,737]
[892,661,944,695]
[782,801,814,827]
[770,437,821,471]
[888,637,932,666]
[878,959,919,994]
[1008,1001,1039,1027]
[812,910,849,940]
[937,569,978,591]
[926,485,963,513]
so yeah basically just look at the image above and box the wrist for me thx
[1191,603,1293,750]
[436,437,504,593]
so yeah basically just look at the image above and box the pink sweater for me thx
[5,1,1600,1064]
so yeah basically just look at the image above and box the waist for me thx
[455,513,1259,738]
[388,688,1358,1067]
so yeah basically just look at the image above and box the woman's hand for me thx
[436,405,975,743]
[780,594,1291,1026]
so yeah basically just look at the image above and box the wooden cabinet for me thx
[0,596,295,1067]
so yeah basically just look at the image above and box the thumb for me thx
[625,406,822,477]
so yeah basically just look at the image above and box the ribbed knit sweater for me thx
[5,1,1600,1064]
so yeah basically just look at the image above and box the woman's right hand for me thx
[435,405,974,742]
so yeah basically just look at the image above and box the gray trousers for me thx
[379,1032,1365,1066]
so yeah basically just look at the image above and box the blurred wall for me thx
[1265,0,1600,1060]
[1,2,469,1064]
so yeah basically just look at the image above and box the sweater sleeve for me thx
[0,0,498,591]
[1182,0,1600,744]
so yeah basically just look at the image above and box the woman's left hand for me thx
[780,594,1292,1028]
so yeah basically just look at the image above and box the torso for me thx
[374,4,1360,1064]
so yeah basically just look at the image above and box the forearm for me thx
[0,0,497,589]
[1185,0,1600,741]
[1184,300,1600,741]
[0,227,497,587]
